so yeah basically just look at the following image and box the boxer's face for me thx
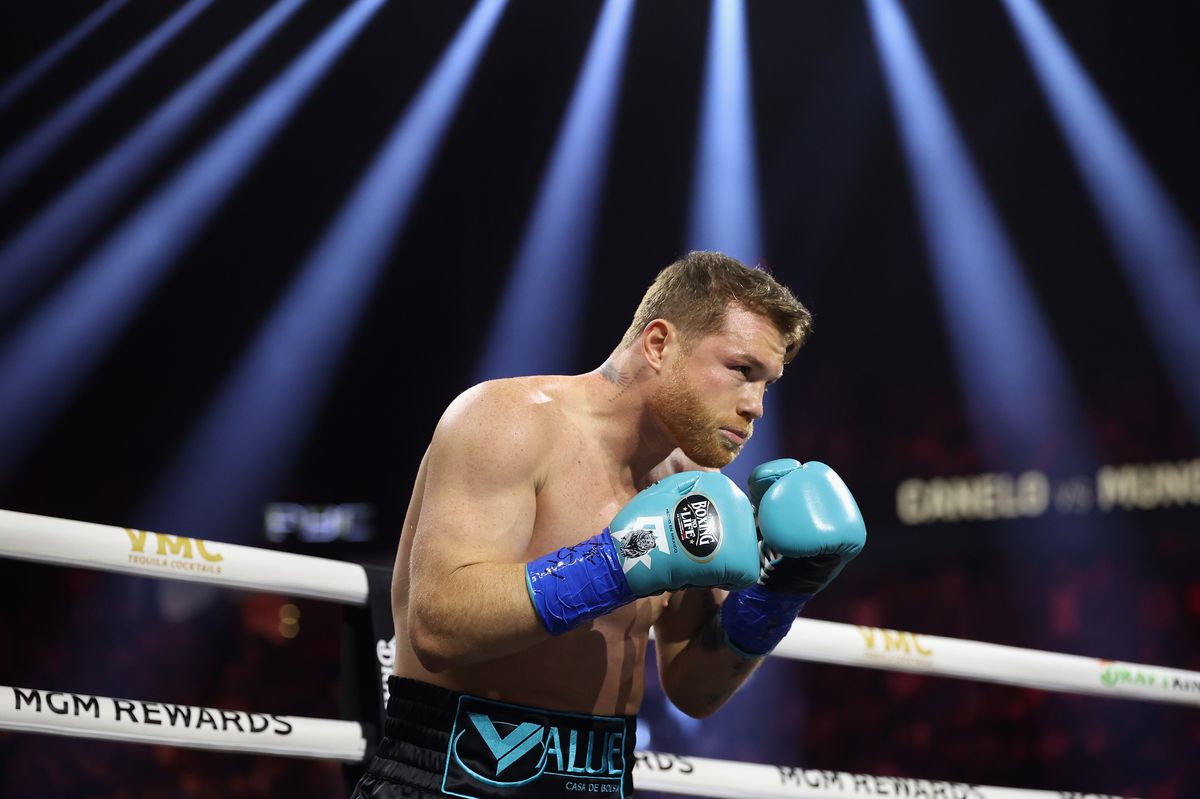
[650,305,786,468]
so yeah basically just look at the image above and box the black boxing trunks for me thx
[351,677,636,799]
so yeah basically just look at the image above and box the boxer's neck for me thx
[586,349,679,490]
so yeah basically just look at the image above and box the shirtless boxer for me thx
[352,252,866,799]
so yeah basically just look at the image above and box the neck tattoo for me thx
[600,361,642,402]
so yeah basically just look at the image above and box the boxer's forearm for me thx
[407,562,549,672]
[654,589,763,718]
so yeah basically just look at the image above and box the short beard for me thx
[648,361,742,469]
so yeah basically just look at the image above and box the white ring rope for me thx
[0,508,367,605]
[778,617,1200,707]
[1,507,1197,709]
[0,685,1133,798]
[0,684,365,761]
[630,751,1134,799]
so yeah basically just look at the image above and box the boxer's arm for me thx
[649,452,760,716]
[405,383,552,672]
[652,588,763,718]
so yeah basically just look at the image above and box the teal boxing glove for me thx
[526,471,760,635]
[722,459,866,656]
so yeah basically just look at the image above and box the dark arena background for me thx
[1,1,1198,797]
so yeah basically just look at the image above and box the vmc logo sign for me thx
[124,529,224,575]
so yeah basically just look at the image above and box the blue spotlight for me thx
[0,0,308,325]
[688,0,778,489]
[0,0,130,112]
[141,0,508,538]
[0,0,215,202]
[688,0,765,261]
[866,0,1083,469]
[0,0,390,486]
[474,0,635,382]
[676,3,804,762]
[1001,0,1200,434]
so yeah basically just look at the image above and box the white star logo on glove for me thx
[611,517,669,573]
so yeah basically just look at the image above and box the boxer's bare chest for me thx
[526,429,636,560]
[520,412,669,654]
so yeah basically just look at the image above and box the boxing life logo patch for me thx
[443,695,629,798]
[672,494,721,561]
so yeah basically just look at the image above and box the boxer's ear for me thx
[641,319,674,372]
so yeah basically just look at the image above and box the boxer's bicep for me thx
[410,385,546,587]
[403,386,555,669]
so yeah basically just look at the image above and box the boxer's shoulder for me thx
[426,377,581,482]
[436,377,556,434]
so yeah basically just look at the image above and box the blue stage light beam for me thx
[0,0,390,487]
[1001,0,1200,434]
[0,0,130,113]
[0,0,215,203]
[0,0,308,325]
[141,0,508,538]
[688,0,765,261]
[867,0,1084,470]
[687,0,779,489]
[474,0,635,382]
[680,2,813,758]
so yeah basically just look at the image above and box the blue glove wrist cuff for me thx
[721,583,811,657]
[525,531,636,636]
